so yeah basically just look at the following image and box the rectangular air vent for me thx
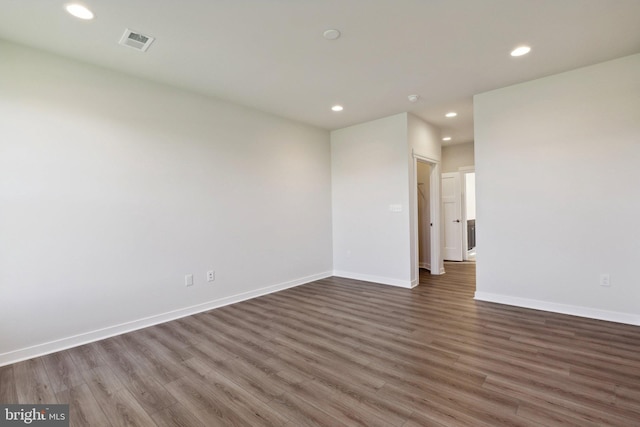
[119,29,154,52]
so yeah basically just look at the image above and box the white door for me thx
[442,172,463,261]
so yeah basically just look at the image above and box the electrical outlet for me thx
[207,270,215,282]
[185,274,194,287]
[600,274,610,287]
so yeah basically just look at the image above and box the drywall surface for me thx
[465,173,476,221]
[331,114,412,287]
[408,113,441,161]
[0,41,333,363]
[331,113,441,287]
[475,53,640,324]
[442,142,474,173]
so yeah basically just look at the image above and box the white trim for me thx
[429,162,442,275]
[474,292,640,326]
[419,262,431,270]
[412,151,439,164]
[333,270,413,289]
[0,271,332,367]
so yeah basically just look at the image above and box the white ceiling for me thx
[1,0,640,144]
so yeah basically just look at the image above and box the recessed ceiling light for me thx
[442,137,452,141]
[323,29,341,40]
[445,112,457,118]
[510,46,531,57]
[408,95,419,103]
[65,3,94,20]
[331,105,344,112]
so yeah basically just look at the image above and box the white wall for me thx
[331,114,412,287]
[465,173,476,221]
[474,53,640,324]
[408,113,441,162]
[442,142,474,173]
[331,113,441,287]
[0,41,333,364]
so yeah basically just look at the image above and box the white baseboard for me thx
[333,270,413,289]
[419,262,431,270]
[0,271,332,367]
[474,292,640,326]
[427,266,445,275]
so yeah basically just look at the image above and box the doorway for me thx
[417,161,432,270]
[411,155,443,284]
[461,168,476,261]
[442,167,476,262]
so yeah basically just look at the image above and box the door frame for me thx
[411,153,443,285]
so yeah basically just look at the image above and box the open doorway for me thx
[417,161,432,270]
[411,155,443,284]
[461,168,476,262]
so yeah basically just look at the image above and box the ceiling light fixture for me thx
[65,3,94,20]
[510,45,531,57]
[408,95,419,103]
[442,137,452,141]
[445,112,457,118]
[331,105,344,112]
[323,29,341,40]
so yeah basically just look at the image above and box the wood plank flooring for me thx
[2,262,640,426]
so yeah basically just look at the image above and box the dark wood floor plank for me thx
[401,411,454,427]
[116,370,177,416]
[271,335,384,389]
[99,388,159,427]
[0,365,18,403]
[375,382,495,427]
[183,354,287,404]
[66,343,107,372]
[118,332,192,386]
[165,371,287,427]
[56,383,112,427]
[81,365,157,426]
[269,392,350,427]
[3,262,640,426]
[94,336,147,380]
[278,379,391,427]
[515,403,599,427]
[41,350,85,393]
[615,383,640,412]
[12,358,57,404]
[483,375,640,426]
[81,365,126,400]
[150,403,206,427]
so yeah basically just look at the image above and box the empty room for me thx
[1,1,640,426]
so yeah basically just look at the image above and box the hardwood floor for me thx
[2,262,640,426]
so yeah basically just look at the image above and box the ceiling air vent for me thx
[119,29,154,52]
